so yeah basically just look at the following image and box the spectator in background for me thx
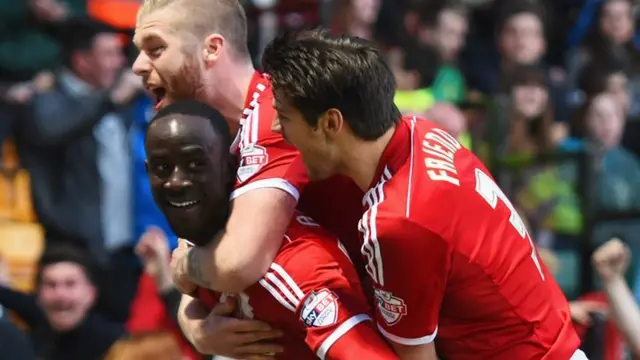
[566,0,639,114]
[0,244,125,360]
[416,0,468,103]
[331,0,381,41]
[15,17,144,322]
[390,41,439,116]
[592,238,640,358]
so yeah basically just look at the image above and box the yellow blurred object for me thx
[0,141,36,222]
[0,223,45,292]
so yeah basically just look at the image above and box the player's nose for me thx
[164,168,192,190]
[132,51,151,76]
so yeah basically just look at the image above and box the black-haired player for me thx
[144,100,399,360]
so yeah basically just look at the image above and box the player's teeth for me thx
[169,200,198,208]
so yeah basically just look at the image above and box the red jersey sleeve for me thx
[270,234,398,359]
[364,215,450,346]
[231,90,309,201]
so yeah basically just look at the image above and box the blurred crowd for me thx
[0,0,639,359]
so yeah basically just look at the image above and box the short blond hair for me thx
[138,0,249,56]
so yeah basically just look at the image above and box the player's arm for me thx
[184,188,297,293]
[367,216,450,360]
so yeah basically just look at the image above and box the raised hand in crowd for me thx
[110,70,144,106]
[3,71,55,104]
[592,238,640,357]
[593,238,630,282]
[136,227,173,291]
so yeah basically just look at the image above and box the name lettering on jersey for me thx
[237,144,269,182]
[296,215,320,227]
[422,128,462,186]
[300,289,339,327]
[374,289,407,326]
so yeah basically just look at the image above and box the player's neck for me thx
[340,126,396,192]
[209,60,255,136]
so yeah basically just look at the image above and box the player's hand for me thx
[170,239,198,295]
[110,70,143,105]
[185,296,283,357]
[569,300,608,326]
[592,238,630,282]
[136,227,172,290]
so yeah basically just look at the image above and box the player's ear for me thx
[320,108,344,138]
[203,33,224,66]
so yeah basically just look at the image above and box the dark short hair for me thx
[36,243,96,287]
[419,0,468,28]
[496,0,547,37]
[578,55,627,98]
[149,100,232,147]
[261,29,401,141]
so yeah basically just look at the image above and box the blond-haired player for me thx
[133,1,368,358]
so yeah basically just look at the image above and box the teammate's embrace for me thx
[144,100,398,360]
[261,30,585,360]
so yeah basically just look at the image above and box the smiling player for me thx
[144,100,398,360]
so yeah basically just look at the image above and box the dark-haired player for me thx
[261,30,585,360]
[144,100,398,360]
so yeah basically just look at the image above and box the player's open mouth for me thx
[151,87,167,109]
[168,200,199,208]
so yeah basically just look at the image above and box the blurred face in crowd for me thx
[351,0,381,25]
[76,33,125,89]
[145,115,234,245]
[512,83,549,118]
[586,94,624,149]
[38,262,96,331]
[433,9,468,62]
[499,12,545,65]
[605,72,630,112]
[133,9,210,110]
[600,0,634,44]
[426,103,467,138]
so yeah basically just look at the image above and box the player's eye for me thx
[188,160,206,170]
[153,163,170,173]
[148,46,165,58]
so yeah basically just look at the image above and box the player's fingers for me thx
[579,300,608,313]
[236,341,284,356]
[235,329,285,344]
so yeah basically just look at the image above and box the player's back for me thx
[198,212,372,360]
[373,117,579,359]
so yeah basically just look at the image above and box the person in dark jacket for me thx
[0,243,125,360]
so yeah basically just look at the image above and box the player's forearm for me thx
[187,229,281,293]
[391,342,439,360]
[603,276,640,356]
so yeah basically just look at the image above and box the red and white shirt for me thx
[230,72,367,280]
[361,116,583,359]
[198,212,398,360]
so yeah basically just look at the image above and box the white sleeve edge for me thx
[377,323,438,346]
[316,314,371,359]
[230,178,300,201]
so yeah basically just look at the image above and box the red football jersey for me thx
[361,116,583,359]
[198,213,398,360]
[230,72,366,278]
